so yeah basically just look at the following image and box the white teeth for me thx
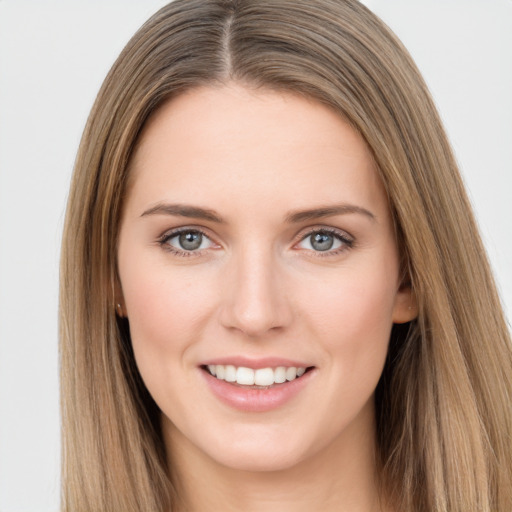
[206,364,308,386]
[236,367,255,385]
[254,368,275,386]
[224,364,236,382]
[274,366,287,384]
[215,365,225,380]
[286,367,297,381]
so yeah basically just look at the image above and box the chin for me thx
[210,445,305,473]
[194,423,316,473]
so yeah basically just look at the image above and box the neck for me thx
[163,402,390,512]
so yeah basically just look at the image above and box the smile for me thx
[205,364,308,387]
[200,362,316,412]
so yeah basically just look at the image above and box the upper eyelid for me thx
[294,225,354,242]
[159,225,212,241]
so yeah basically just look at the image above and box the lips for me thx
[199,358,316,412]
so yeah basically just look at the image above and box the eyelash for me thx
[297,227,355,257]
[157,226,355,258]
[157,227,213,258]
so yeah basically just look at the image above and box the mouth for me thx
[201,364,315,389]
[200,360,317,412]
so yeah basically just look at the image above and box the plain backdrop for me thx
[0,1,510,510]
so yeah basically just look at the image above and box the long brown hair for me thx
[60,1,512,510]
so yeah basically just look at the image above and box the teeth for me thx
[274,366,287,384]
[254,368,274,386]
[286,367,297,381]
[206,364,308,386]
[236,367,255,385]
[224,365,236,382]
[215,365,225,380]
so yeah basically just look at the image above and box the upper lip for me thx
[200,356,313,370]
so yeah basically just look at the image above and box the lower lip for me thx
[200,368,315,412]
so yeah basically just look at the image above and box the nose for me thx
[219,244,292,338]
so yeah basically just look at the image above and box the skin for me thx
[117,84,416,512]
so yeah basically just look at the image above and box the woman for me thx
[60,1,512,510]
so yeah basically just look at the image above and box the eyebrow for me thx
[141,203,225,223]
[141,202,375,224]
[284,204,376,224]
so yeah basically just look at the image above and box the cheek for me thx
[306,266,396,336]
[119,252,218,369]
[299,259,398,384]
[118,259,222,422]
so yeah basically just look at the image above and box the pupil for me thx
[311,232,333,251]
[179,231,202,250]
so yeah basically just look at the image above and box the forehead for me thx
[126,84,388,222]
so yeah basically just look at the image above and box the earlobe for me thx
[115,302,125,317]
[114,279,126,318]
[392,284,418,324]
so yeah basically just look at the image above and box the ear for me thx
[392,283,417,324]
[114,278,126,318]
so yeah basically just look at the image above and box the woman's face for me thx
[117,84,415,472]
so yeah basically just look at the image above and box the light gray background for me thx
[0,1,510,510]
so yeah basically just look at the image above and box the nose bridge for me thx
[220,240,291,336]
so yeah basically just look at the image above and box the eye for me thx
[296,229,353,253]
[161,229,214,253]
